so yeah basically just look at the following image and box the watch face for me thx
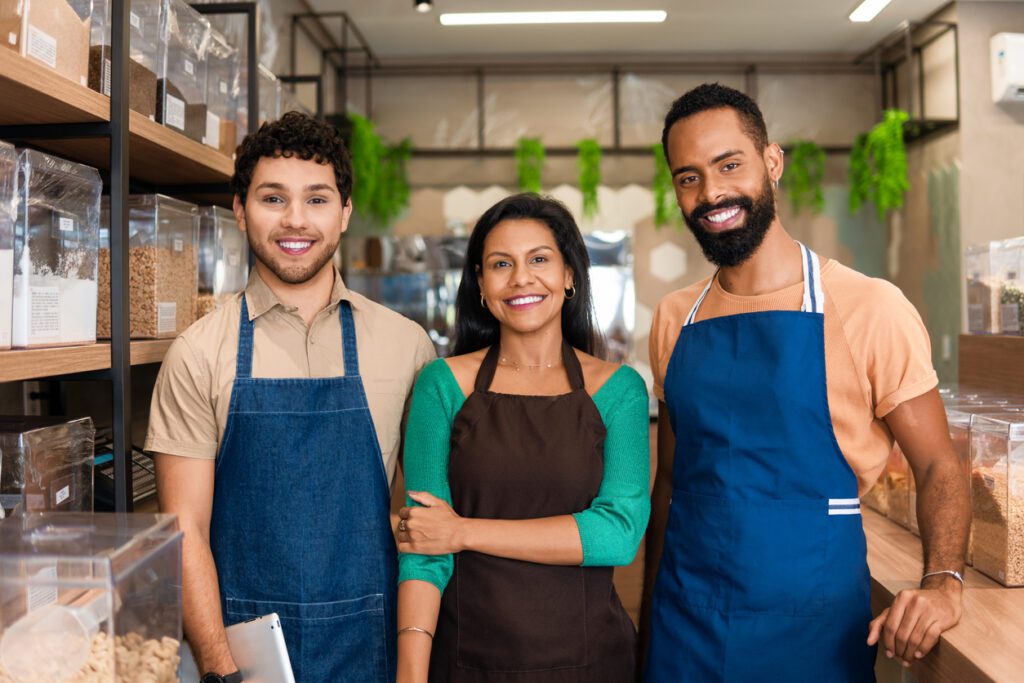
[200,675,224,683]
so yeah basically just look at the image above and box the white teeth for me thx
[508,295,543,306]
[707,207,741,224]
[280,241,312,249]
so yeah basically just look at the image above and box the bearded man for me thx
[639,84,967,682]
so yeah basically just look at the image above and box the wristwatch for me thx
[200,672,243,683]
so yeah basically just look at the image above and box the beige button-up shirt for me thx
[145,267,436,487]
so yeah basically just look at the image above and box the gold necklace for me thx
[499,356,561,372]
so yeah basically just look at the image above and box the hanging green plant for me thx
[370,138,412,226]
[784,140,825,215]
[576,138,602,219]
[652,143,677,229]
[335,114,412,230]
[347,113,381,214]
[515,137,545,194]
[847,109,910,220]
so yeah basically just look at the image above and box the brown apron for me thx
[429,342,637,682]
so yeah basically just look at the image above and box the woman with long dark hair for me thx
[394,193,650,682]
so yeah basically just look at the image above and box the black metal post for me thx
[611,68,621,150]
[279,75,324,118]
[476,69,485,150]
[109,0,133,511]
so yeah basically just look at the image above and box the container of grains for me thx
[965,242,1001,335]
[70,0,163,119]
[157,0,210,143]
[197,206,246,319]
[971,412,1024,586]
[0,0,90,86]
[98,194,198,339]
[0,511,182,683]
[0,416,95,516]
[995,237,1024,336]
[0,142,15,350]
[12,149,100,349]
[204,28,240,157]
[258,63,280,125]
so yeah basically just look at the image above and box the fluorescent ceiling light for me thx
[849,0,892,22]
[439,11,668,27]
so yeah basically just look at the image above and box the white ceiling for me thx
[301,0,954,60]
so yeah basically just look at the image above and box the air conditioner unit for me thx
[991,32,1024,103]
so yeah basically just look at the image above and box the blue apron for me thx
[210,298,396,682]
[646,245,875,682]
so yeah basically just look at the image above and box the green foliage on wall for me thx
[652,143,677,229]
[339,114,412,230]
[784,140,826,215]
[848,109,910,220]
[576,139,602,219]
[516,137,545,194]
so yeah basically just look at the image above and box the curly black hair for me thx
[661,83,769,163]
[231,111,353,204]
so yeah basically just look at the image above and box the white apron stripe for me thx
[798,242,813,313]
[684,275,716,327]
[828,508,862,516]
[828,498,860,506]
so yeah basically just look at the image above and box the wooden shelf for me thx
[865,509,1024,682]
[0,340,174,383]
[0,49,233,191]
[959,334,1024,395]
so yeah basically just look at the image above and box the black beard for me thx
[247,231,340,284]
[683,175,776,268]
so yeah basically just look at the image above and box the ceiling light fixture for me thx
[415,0,432,13]
[439,10,668,26]
[848,0,892,23]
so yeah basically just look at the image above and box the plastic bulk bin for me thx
[0,416,95,516]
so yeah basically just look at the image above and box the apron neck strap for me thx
[683,242,825,327]
[235,298,361,379]
[474,339,586,392]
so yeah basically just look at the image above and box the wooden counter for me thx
[865,509,1024,682]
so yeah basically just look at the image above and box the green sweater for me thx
[398,358,651,592]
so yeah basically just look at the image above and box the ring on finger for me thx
[398,519,407,532]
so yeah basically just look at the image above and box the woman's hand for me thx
[397,491,465,555]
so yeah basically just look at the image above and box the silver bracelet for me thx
[398,626,434,639]
[921,569,964,588]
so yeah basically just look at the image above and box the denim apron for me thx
[210,298,396,682]
[645,244,875,682]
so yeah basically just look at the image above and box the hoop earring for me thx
[480,294,487,308]
[564,285,576,300]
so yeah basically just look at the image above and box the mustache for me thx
[688,196,754,223]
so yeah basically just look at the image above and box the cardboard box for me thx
[0,0,89,87]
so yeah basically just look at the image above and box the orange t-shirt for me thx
[649,258,938,496]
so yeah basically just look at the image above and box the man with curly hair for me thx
[147,112,435,683]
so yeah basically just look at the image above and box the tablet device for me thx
[225,613,296,683]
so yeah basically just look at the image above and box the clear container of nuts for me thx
[98,194,199,339]
[966,242,1001,334]
[0,417,96,517]
[971,412,1024,586]
[0,511,182,683]
[157,0,211,143]
[197,206,246,318]
[0,141,15,350]
[995,236,1024,336]
[12,149,101,349]
[204,28,240,157]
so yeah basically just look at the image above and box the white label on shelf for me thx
[7,32,15,46]
[184,59,194,76]
[30,287,60,338]
[219,80,228,94]
[54,484,70,506]
[58,216,74,232]
[157,302,177,334]
[227,252,240,267]
[80,75,86,86]
[173,238,184,252]
[99,228,109,242]
[27,566,58,613]
[130,11,141,30]
[1002,303,1021,333]
[967,304,985,333]
[103,58,111,96]
[26,25,57,70]
[205,111,220,149]
[165,94,186,130]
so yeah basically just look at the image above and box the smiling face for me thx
[477,218,574,337]
[666,107,783,267]
[233,154,352,285]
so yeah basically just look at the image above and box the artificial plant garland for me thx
[515,137,545,194]
[848,109,910,220]
[371,138,413,226]
[784,140,826,215]
[339,114,412,229]
[652,144,677,228]
[576,138,602,219]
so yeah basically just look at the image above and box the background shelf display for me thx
[0,340,173,383]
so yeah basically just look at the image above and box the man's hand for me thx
[867,576,963,667]
[396,491,464,555]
